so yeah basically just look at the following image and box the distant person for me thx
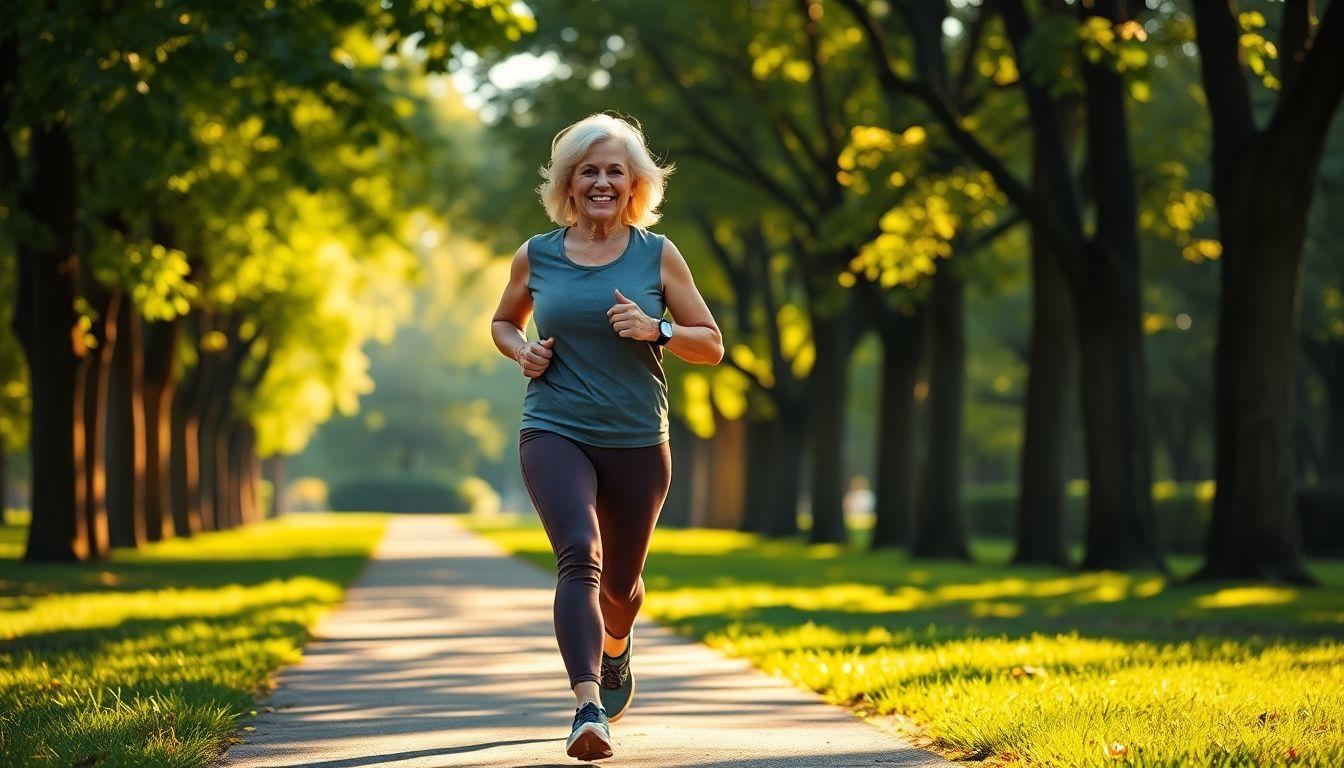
[490,112,723,761]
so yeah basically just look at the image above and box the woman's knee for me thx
[554,537,601,585]
[600,574,643,607]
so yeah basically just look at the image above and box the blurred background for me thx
[1,0,1341,577]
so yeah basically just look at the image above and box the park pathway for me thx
[216,515,949,768]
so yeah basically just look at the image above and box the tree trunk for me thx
[262,454,286,518]
[661,417,695,527]
[106,300,148,548]
[80,286,116,558]
[705,411,746,529]
[170,314,208,536]
[870,308,923,549]
[910,267,971,559]
[763,401,807,538]
[687,427,712,528]
[1,444,7,524]
[1074,0,1165,572]
[1073,256,1164,570]
[17,121,89,561]
[806,310,852,544]
[1198,166,1317,583]
[1014,215,1077,566]
[142,318,179,540]
[740,414,773,533]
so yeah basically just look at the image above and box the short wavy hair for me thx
[537,113,673,228]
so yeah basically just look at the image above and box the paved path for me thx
[217,515,948,768]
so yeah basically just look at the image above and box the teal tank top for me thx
[521,226,669,447]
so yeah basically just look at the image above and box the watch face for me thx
[660,320,673,336]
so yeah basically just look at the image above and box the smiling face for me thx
[568,138,633,226]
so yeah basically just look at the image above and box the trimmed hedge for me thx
[965,482,1344,555]
[328,472,472,514]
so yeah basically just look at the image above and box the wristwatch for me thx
[655,319,674,346]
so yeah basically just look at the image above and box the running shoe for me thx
[599,630,635,722]
[565,701,613,761]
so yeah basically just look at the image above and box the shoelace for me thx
[600,650,629,689]
[573,701,606,728]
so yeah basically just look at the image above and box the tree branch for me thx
[797,0,842,202]
[1278,0,1312,95]
[660,32,828,201]
[1264,0,1344,168]
[953,1,993,112]
[1191,0,1258,180]
[641,43,817,225]
[835,0,1079,266]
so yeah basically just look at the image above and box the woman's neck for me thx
[573,218,627,242]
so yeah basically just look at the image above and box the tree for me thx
[840,0,1167,570]
[1190,0,1344,583]
[3,0,532,559]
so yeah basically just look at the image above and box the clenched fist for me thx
[516,337,555,379]
[607,288,659,341]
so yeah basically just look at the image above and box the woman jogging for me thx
[490,112,723,761]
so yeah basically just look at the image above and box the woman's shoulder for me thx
[632,226,671,252]
[527,226,568,248]
[522,227,568,261]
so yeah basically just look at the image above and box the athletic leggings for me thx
[519,428,672,687]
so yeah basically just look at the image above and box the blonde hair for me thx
[537,113,673,228]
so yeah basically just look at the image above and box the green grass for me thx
[0,512,387,768]
[471,515,1344,768]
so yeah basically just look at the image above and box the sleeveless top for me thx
[521,226,669,447]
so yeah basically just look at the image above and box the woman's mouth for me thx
[589,195,615,203]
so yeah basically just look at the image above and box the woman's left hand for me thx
[607,289,660,341]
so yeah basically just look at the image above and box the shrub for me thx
[964,482,1341,556]
[328,472,473,514]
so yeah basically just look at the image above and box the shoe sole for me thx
[606,675,636,723]
[565,723,613,761]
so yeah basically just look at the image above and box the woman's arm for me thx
[491,242,555,378]
[657,237,724,365]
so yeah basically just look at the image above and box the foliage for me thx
[0,513,387,768]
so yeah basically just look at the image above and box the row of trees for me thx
[474,0,1343,581]
[0,1,532,560]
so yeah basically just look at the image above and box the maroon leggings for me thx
[519,428,672,687]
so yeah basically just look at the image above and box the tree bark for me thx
[1190,0,1344,583]
[910,267,971,559]
[262,454,286,518]
[740,415,773,534]
[661,416,695,527]
[870,306,923,549]
[705,411,746,529]
[764,401,808,538]
[106,300,147,548]
[17,121,89,561]
[142,318,179,540]
[1014,201,1077,566]
[1198,166,1318,582]
[806,309,852,544]
[1071,0,1165,572]
[80,286,116,558]
[170,313,209,536]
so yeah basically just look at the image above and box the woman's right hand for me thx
[516,337,555,378]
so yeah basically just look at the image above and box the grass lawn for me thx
[0,511,387,768]
[471,515,1344,768]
